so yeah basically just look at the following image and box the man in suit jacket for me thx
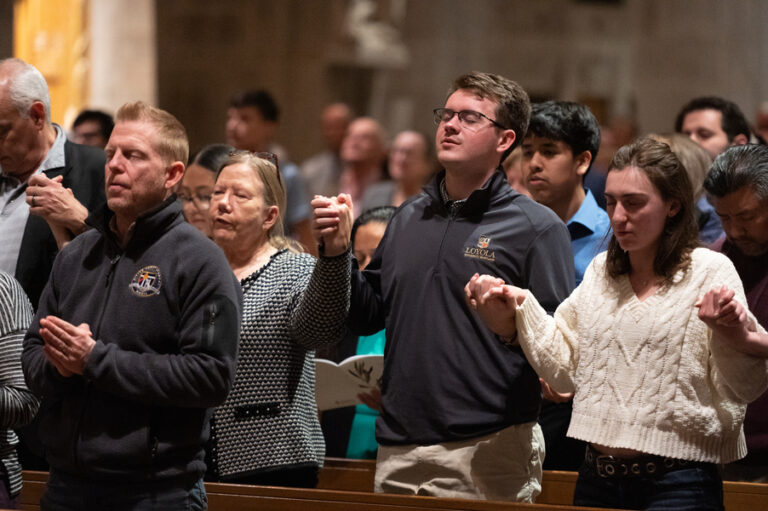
[0,58,105,310]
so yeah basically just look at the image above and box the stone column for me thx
[89,0,157,112]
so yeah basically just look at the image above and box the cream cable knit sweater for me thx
[516,248,768,463]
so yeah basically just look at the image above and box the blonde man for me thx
[22,102,241,511]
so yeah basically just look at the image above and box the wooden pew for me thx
[318,457,376,491]
[19,466,768,511]
[206,484,610,511]
[18,469,606,511]
[317,460,577,506]
[317,458,768,510]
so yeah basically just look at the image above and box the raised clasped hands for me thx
[311,193,354,257]
[696,285,768,357]
[39,316,96,377]
[696,285,748,332]
[464,273,527,339]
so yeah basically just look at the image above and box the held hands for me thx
[311,194,354,257]
[464,273,528,339]
[39,316,96,377]
[696,285,748,329]
[696,286,768,357]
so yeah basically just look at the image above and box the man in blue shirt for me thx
[521,100,610,470]
[522,101,610,283]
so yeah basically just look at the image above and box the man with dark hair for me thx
[312,72,573,501]
[71,109,114,149]
[22,101,241,509]
[225,89,313,251]
[675,96,750,160]
[523,100,609,285]
[521,100,610,472]
[704,144,768,482]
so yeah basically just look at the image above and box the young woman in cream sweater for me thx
[466,137,768,511]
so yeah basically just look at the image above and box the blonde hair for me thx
[115,101,189,165]
[218,151,302,253]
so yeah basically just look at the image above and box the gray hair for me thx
[0,58,51,123]
[704,144,768,203]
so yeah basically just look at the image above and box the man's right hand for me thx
[311,194,354,257]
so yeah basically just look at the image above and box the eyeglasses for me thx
[178,192,213,209]
[433,108,509,131]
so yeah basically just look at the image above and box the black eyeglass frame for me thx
[432,108,510,131]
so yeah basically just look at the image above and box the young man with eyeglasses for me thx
[312,72,573,502]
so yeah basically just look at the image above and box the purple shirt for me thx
[714,237,768,464]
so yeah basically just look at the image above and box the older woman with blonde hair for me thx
[206,151,351,487]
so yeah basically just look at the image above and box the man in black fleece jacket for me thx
[22,102,241,511]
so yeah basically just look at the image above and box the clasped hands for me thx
[311,194,354,257]
[465,274,573,401]
[696,285,767,357]
[39,316,96,377]
[26,174,89,248]
[464,273,527,339]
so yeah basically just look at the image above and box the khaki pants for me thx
[374,421,544,502]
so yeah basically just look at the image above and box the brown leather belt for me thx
[585,444,709,478]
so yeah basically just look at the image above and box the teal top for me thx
[345,329,386,459]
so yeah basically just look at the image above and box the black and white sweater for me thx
[208,249,350,480]
[0,272,39,497]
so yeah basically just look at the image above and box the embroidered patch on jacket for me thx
[129,266,162,297]
[464,234,496,262]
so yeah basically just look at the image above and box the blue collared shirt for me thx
[567,189,611,285]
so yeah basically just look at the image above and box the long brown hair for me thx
[605,137,699,281]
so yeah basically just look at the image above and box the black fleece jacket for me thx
[22,197,241,482]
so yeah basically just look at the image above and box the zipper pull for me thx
[105,255,121,287]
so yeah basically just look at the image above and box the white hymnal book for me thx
[315,354,383,411]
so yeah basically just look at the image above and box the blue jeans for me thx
[41,471,207,511]
[573,460,724,510]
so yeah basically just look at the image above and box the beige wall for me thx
[5,1,765,160]
[155,0,768,164]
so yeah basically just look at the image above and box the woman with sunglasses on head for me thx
[205,151,351,487]
[466,137,768,510]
